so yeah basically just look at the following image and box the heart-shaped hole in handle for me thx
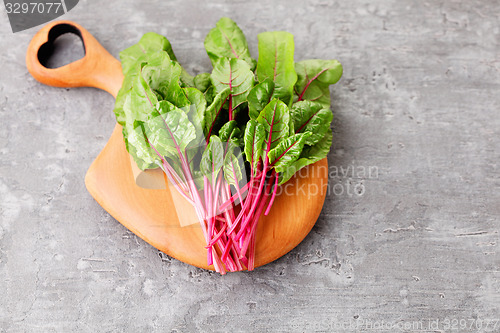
[27,20,123,96]
[38,24,86,69]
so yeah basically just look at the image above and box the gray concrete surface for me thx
[1,0,499,332]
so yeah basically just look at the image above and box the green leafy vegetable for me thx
[210,57,254,119]
[145,101,197,158]
[200,136,224,178]
[139,52,190,108]
[294,59,343,107]
[255,32,297,105]
[257,99,290,150]
[223,150,244,188]
[124,120,158,169]
[182,87,206,138]
[279,129,333,185]
[113,17,342,274]
[204,87,230,139]
[268,132,311,172]
[120,32,178,77]
[291,100,333,145]
[204,17,256,70]
[244,119,265,172]
[219,120,242,146]
[247,78,274,120]
[193,73,212,92]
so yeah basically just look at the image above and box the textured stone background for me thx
[1,0,499,332]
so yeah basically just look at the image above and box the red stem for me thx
[264,171,279,216]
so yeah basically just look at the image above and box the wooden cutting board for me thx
[26,20,329,270]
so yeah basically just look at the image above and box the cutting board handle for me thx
[26,20,123,98]
[26,20,167,190]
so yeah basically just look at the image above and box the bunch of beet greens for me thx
[114,18,342,274]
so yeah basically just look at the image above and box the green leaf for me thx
[191,169,206,189]
[278,128,332,185]
[116,43,203,171]
[200,136,224,178]
[115,32,196,129]
[114,74,135,126]
[219,120,242,146]
[139,53,190,108]
[120,32,177,77]
[126,70,158,124]
[257,99,290,151]
[144,100,197,159]
[294,59,343,108]
[194,73,212,93]
[210,57,254,114]
[115,51,170,126]
[179,70,195,88]
[247,78,275,120]
[182,87,206,138]
[291,100,333,145]
[125,52,189,124]
[244,119,265,172]
[204,87,230,138]
[119,86,158,170]
[223,150,244,188]
[268,133,311,173]
[123,120,159,170]
[120,32,195,89]
[301,127,333,160]
[122,97,198,171]
[255,31,297,106]
[204,85,216,106]
[204,17,256,70]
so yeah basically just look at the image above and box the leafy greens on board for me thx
[114,17,342,273]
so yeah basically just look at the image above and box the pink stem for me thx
[239,189,269,259]
[264,171,279,216]
[227,176,256,235]
[247,231,257,271]
[219,182,250,212]
[207,222,227,247]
